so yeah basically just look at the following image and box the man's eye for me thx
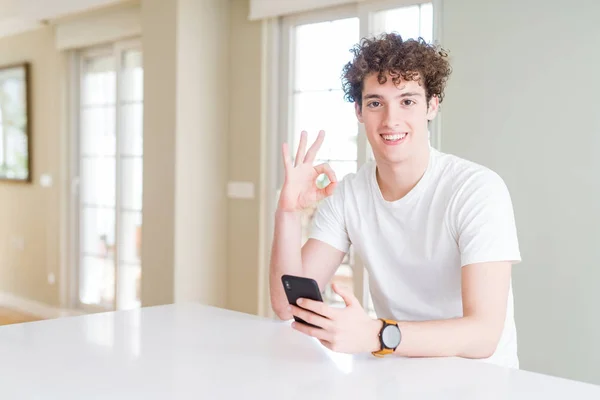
[402,99,415,106]
[368,101,381,108]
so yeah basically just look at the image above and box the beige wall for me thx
[0,27,65,307]
[140,0,177,307]
[174,0,229,306]
[227,0,264,315]
[141,0,230,307]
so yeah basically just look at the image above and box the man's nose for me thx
[382,107,403,129]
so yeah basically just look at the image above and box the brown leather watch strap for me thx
[371,318,399,357]
[372,347,394,357]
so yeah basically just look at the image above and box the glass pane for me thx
[121,103,143,156]
[121,50,143,102]
[81,157,116,207]
[79,255,115,307]
[120,211,142,264]
[377,5,421,40]
[293,91,357,162]
[118,263,141,310]
[0,69,29,180]
[78,48,144,312]
[0,125,28,179]
[82,55,115,106]
[419,3,434,43]
[295,18,359,92]
[81,106,115,156]
[119,210,142,311]
[0,67,26,107]
[81,206,116,257]
[323,160,357,182]
[291,17,362,304]
[121,157,143,210]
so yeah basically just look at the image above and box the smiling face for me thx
[355,73,439,166]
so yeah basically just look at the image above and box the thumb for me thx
[313,163,337,184]
[332,283,357,307]
[316,181,337,201]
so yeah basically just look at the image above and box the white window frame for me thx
[68,38,143,313]
[260,0,442,317]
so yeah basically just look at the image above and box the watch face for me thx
[382,325,401,348]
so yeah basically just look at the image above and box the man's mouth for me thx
[380,132,408,144]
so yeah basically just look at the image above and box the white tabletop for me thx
[0,303,599,399]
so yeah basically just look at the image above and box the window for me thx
[371,3,433,40]
[73,40,143,312]
[0,65,29,181]
[278,1,435,317]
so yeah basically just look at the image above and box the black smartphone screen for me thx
[281,274,324,328]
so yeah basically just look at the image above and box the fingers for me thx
[319,339,333,350]
[290,305,332,330]
[292,321,333,342]
[314,163,338,201]
[275,307,294,321]
[296,298,334,319]
[303,130,325,164]
[313,163,337,184]
[286,130,325,169]
[281,143,292,172]
[294,131,307,167]
[321,182,338,198]
[332,283,357,307]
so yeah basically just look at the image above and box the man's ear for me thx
[426,95,440,121]
[355,102,364,123]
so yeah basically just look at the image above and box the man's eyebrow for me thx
[396,92,423,98]
[363,92,423,99]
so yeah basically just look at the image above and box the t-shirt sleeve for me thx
[451,170,522,267]
[308,179,351,254]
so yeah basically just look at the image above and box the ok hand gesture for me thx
[278,130,338,212]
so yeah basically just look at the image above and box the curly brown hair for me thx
[342,33,452,108]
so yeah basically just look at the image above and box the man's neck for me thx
[376,146,431,202]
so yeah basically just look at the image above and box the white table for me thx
[0,303,599,399]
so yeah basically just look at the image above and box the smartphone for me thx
[281,274,324,328]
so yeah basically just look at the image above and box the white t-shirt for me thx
[309,146,522,368]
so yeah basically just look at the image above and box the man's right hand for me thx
[270,130,347,321]
[278,130,338,212]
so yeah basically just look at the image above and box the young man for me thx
[269,33,521,368]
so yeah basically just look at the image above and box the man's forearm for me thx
[269,209,303,319]
[393,316,503,359]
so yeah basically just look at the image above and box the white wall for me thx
[441,0,600,385]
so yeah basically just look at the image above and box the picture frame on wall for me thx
[0,62,31,183]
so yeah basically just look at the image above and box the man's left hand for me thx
[289,283,382,354]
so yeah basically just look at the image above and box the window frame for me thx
[262,0,442,318]
[69,38,143,314]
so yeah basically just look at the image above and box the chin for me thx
[374,151,411,166]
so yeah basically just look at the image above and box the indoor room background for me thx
[0,0,598,387]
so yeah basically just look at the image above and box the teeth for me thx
[382,133,407,141]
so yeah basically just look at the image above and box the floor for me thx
[0,307,41,326]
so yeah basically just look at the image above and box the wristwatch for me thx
[372,318,401,357]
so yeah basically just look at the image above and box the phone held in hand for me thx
[281,274,324,328]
